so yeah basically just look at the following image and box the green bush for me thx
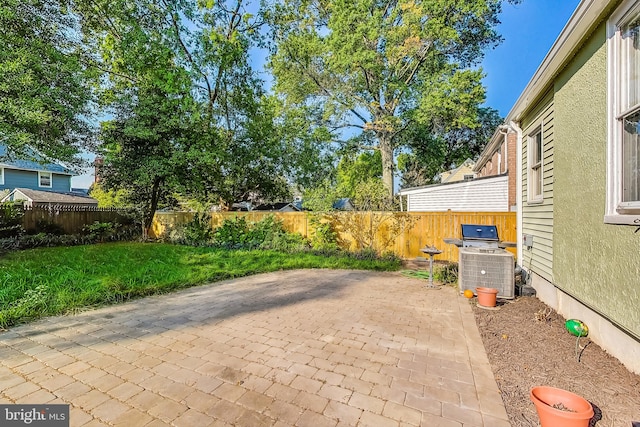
[0,285,50,327]
[260,230,309,252]
[83,221,114,238]
[0,204,24,238]
[0,221,140,254]
[210,215,310,251]
[434,262,458,284]
[169,212,213,245]
[30,220,65,235]
[212,216,251,249]
[308,214,340,251]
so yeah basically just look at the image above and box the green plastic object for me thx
[566,319,589,337]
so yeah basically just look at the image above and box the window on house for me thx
[528,128,543,202]
[607,0,640,224]
[38,171,52,188]
[463,174,474,181]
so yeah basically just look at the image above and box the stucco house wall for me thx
[509,0,640,374]
[551,18,640,366]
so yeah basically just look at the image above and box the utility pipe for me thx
[498,124,510,174]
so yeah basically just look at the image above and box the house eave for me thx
[0,163,74,176]
[505,0,615,124]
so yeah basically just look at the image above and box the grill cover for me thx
[461,224,498,241]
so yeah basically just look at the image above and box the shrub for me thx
[0,285,50,328]
[308,214,340,251]
[212,216,251,249]
[0,221,139,254]
[260,230,309,253]
[0,204,24,238]
[180,212,214,245]
[210,215,309,251]
[434,262,458,284]
[83,221,116,242]
[29,220,65,236]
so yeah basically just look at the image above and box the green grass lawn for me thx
[0,242,401,328]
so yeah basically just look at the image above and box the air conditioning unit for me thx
[459,247,514,299]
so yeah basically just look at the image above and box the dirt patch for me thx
[472,296,640,426]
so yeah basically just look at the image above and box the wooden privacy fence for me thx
[152,210,517,263]
[15,206,133,235]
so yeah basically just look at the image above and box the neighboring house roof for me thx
[253,202,301,212]
[333,198,355,211]
[70,188,90,196]
[505,0,614,124]
[1,188,98,205]
[439,159,475,183]
[0,145,73,175]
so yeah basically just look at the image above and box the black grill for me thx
[460,224,499,248]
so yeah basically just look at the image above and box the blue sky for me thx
[72,0,582,189]
[481,0,581,116]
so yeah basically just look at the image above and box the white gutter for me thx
[510,120,524,266]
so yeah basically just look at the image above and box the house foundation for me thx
[531,272,640,376]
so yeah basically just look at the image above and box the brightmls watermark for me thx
[0,405,69,426]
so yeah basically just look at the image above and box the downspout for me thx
[510,120,524,266]
[498,125,510,174]
[503,130,508,174]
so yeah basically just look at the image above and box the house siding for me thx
[552,20,640,342]
[405,176,508,212]
[0,168,71,193]
[521,91,554,282]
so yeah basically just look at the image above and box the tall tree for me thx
[0,0,93,165]
[76,0,313,227]
[267,0,518,197]
[398,106,503,188]
[336,150,382,197]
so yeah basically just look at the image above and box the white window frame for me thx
[38,171,52,188]
[0,167,4,185]
[527,125,544,203]
[606,0,640,225]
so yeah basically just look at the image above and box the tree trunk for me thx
[144,177,162,235]
[378,134,395,199]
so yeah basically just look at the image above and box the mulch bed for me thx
[471,296,640,426]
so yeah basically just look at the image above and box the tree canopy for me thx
[398,106,503,188]
[74,0,331,229]
[0,0,517,220]
[267,0,518,197]
[0,0,93,166]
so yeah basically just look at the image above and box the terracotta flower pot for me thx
[475,287,498,307]
[530,386,594,427]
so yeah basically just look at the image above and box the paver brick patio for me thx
[0,269,509,426]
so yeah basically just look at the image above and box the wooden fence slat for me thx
[0,205,134,235]
[152,210,517,263]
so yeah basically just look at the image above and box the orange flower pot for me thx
[530,386,594,427]
[475,287,498,307]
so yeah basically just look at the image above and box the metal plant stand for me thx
[420,246,442,288]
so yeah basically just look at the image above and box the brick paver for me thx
[0,269,508,426]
